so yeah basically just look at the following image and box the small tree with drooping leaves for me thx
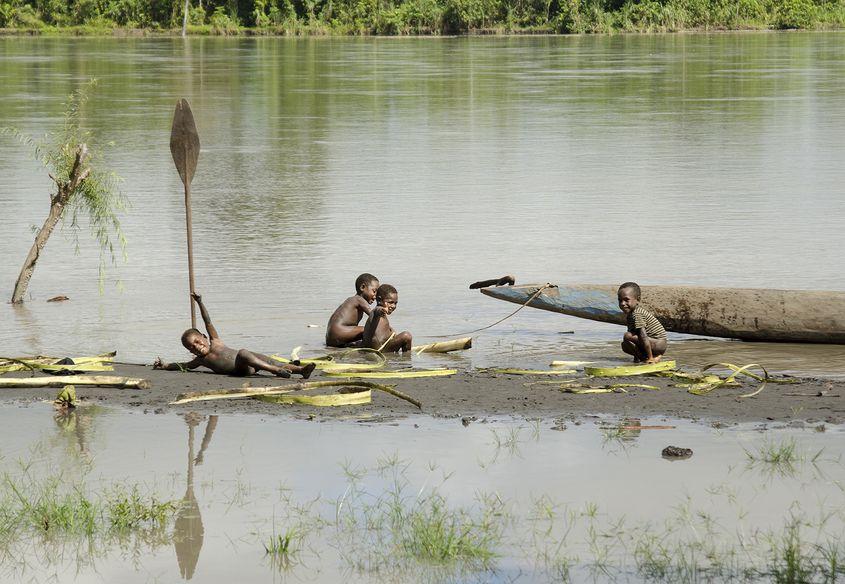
[3,80,127,304]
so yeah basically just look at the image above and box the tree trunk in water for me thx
[11,202,66,304]
[10,144,89,304]
[182,0,189,37]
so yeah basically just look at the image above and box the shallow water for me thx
[0,34,844,375]
[1,405,844,582]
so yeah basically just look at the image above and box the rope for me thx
[424,283,554,339]
[377,332,396,352]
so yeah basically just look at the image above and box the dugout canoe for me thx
[479,284,845,344]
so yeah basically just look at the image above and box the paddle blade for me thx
[170,98,200,186]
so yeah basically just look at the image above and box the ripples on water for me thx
[0,34,843,373]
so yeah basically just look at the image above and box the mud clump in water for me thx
[662,445,693,459]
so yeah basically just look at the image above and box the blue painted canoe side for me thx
[482,285,626,325]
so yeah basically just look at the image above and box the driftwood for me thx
[412,337,473,354]
[469,275,515,290]
[0,375,150,389]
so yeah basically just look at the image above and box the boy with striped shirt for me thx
[617,282,667,363]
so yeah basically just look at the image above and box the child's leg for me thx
[648,338,667,362]
[383,331,413,353]
[235,349,291,378]
[252,351,317,378]
[621,332,645,362]
[327,325,365,347]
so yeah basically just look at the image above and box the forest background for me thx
[0,0,843,35]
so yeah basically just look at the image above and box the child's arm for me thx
[191,293,220,340]
[153,356,203,371]
[358,296,374,315]
[637,328,656,363]
[363,306,387,346]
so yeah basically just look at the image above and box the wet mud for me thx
[1,364,844,425]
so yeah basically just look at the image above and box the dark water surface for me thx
[1,34,844,373]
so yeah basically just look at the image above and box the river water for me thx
[3,405,845,582]
[1,34,844,374]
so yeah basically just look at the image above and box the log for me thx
[412,337,472,354]
[0,376,150,389]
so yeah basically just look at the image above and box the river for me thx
[1,33,844,374]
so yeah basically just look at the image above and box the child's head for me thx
[617,282,641,314]
[355,273,379,303]
[375,284,398,314]
[181,328,210,356]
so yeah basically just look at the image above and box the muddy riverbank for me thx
[2,364,844,426]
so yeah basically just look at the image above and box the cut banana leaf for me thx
[323,369,456,379]
[172,380,421,408]
[687,363,768,398]
[0,352,116,374]
[563,387,624,394]
[585,361,676,377]
[550,361,593,367]
[257,388,371,407]
[492,368,577,375]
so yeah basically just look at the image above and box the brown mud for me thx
[1,364,844,426]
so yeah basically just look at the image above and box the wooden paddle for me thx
[170,99,201,328]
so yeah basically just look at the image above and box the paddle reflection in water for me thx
[174,413,218,580]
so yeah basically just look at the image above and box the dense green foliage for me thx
[0,0,842,33]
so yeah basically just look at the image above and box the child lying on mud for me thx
[154,293,315,378]
[363,284,412,353]
[326,273,379,347]
[617,282,667,364]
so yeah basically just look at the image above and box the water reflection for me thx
[52,405,104,471]
[174,412,218,580]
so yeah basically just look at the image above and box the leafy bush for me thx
[1,3,45,27]
[772,0,816,28]
[189,4,206,24]
[101,0,152,26]
[554,0,613,32]
[210,5,240,32]
[442,0,500,31]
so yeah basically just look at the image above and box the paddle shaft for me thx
[184,150,196,329]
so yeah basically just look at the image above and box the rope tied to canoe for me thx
[424,283,555,338]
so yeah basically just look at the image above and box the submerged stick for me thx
[0,376,150,389]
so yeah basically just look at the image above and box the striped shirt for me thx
[627,306,667,339]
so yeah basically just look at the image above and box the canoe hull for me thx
[480,284,845,344]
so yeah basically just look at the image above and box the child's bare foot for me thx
[301,363,316,379]
[651,355,663,363]
[275,368,291,378]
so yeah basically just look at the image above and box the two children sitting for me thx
[326,273,412,352]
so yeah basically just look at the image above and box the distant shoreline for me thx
[1,26,844,37]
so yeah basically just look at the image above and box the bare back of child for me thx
[362,284,412,353]
[326,273,379,347]
[154,293,315,378]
